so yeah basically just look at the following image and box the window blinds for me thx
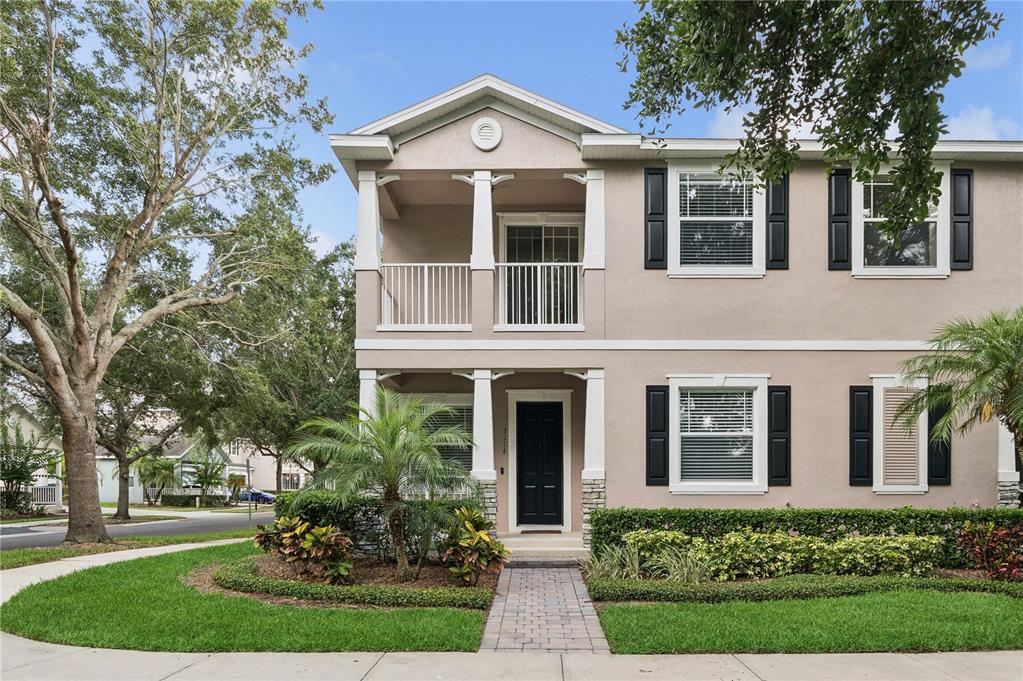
[679,390,754,481]
[427,406,473,470]
[679,172,754,266]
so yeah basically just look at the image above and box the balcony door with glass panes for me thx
[502,217,581,327]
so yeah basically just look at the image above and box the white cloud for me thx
[944,106,1020,140]
[965,42,1013,72]
[706,106,748,138]
[310,229,338,258]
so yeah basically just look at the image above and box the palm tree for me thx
[136,456,178,505]
[897,307,1023,475]
[289,387,473,582]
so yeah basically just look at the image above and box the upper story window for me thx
[668,373,769,494]
[852,162,950,278]
[667,162,766,277]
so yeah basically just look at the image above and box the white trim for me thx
[871,374,929,494]
[506,389,573,533]
[356,339,933,351]
[852,162,951,278]
[667,374,769,495]
[470,116,502,151]
[377,324,472,332]
[997,424,1020,482]
[666,161,766,278]
[496,212,585,263]
[470,171,496,270]
[494,324,585,333]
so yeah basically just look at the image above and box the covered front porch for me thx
[359,368,605,544]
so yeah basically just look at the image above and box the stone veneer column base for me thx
[997,480,1021,508]
[477,479,498,524]
[581,477,606,549]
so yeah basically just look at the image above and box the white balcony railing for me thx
[379,264,471,330]
[496,263,583,329]
[31,485,59,506]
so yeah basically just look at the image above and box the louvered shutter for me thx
[928,404,951,485]
[428,406,473,470]
[646,385,669,485]
[849,386,873,485]
[881,388,920,486]
[644,168,667,269]
[767,386,791,485]
[766,174,789,270]
[679,390,754,481]
[951,169,973,270]
[828,169,852,270]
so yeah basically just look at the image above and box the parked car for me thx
[238,488,275,504]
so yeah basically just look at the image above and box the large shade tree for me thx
[0,0,332,541]
[617,0,1002,234]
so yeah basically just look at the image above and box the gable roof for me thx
[348,74,627,139]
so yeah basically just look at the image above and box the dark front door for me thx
[517,401,563,525]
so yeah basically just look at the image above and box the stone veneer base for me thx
[581,477,606,548]
[997,480,1021,508]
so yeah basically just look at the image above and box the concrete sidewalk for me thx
[1,542,1020,681]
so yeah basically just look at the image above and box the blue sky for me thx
[289,1,1023,254]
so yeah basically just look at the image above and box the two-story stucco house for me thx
[330,75,1022,546]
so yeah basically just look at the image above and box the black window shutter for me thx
[849,386,873,485]
[646,385,669,485]
[644,168,667,269]
[951,169,973,270]
[766,174,789,270]
[828,169,852,270]
[767,386,791,485]
[927,404,952,485]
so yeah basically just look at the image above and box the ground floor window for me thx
[427,404,473,470]
[280,473,301,490]
[668,374,768,494]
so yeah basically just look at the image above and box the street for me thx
[0,510,274,549]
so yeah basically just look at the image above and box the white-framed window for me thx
[667,161,766,278]
[415,393,474,470]
[852,162,950,278]
[871,374,929,494]
[667,374,769,494]
[280,473,301,490]
[497,212,584,264]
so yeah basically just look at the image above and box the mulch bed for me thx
[254,554,498,589]
[934,567,989,580]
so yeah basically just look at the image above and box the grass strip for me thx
[0,529,255,570]
[587,573,1023,603]
[213,557,493,609]
[1,542,485,652]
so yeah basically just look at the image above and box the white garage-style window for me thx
[667,161,766,278]
[668,374,769,494]
[852,162,951,278]
[871,374,929,494]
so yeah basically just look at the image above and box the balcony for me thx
[496,262,583,330]
[379,263,471,330]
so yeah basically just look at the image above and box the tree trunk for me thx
[387,505,410,582]
[113,458,132,520]
[61,415,110,543]
[275,456,282,492]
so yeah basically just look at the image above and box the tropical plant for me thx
[579,545,643,581]
[0,419,49,515]
[288,388,474,581]
[644,547,712,584]
[896,307,1023,476]
[958,521,1023,582]
[135,457,178,505]
[253,515,354,585]
[440,507,510,586]
[190,453,226,504]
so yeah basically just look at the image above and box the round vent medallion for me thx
[470,117,502,151]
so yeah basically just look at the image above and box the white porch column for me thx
[468,170,495,270]
[355,170,381,271]
[583,169,605,269]
[470,369,496,479]
[582,369,606,479]
[358,369,378,418]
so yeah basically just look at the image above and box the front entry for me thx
[516,401,564,525]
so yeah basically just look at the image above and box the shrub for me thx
[579,545,644,580]
[958,521,1023,582]
[815,534,944,577]
[591,507,1023,567]
[587,572,1023,603]
[644,546,712,584]
[213,557,493,609]
[253,516,354,585]
[440,507,510,586]
[160,494,228,508]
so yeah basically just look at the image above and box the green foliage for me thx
[644,546,712,584]
[579,544,644,581]
[440,507,510,586]
[958,521,1023,582]
[135,457,178,504]
[897,307,1023,477]
[587,572,1023,603]
[214,557,493,610]
[0,418,48,514]
[159,494,227,508]
[288,388,476,580]
[617,1,1002,238]
[253,516,354,584]
[590,506,1023,567]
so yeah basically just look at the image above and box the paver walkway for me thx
[480,565,610,653]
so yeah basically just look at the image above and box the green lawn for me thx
[0,515,57,525]
[0,542,485,652]
[599,591,1023,654]
[0,529,255,570]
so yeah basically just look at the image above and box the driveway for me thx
[0,510,274,549]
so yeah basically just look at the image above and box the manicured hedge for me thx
[160,494,229,508]
[587,572,1023,603]
[213,557,493,609]
[590,507,1023,567]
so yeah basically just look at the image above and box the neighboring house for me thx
[3,405,64,511]
[224,440,310,492]
[331,74,1023,544]
[96,437,235,503]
